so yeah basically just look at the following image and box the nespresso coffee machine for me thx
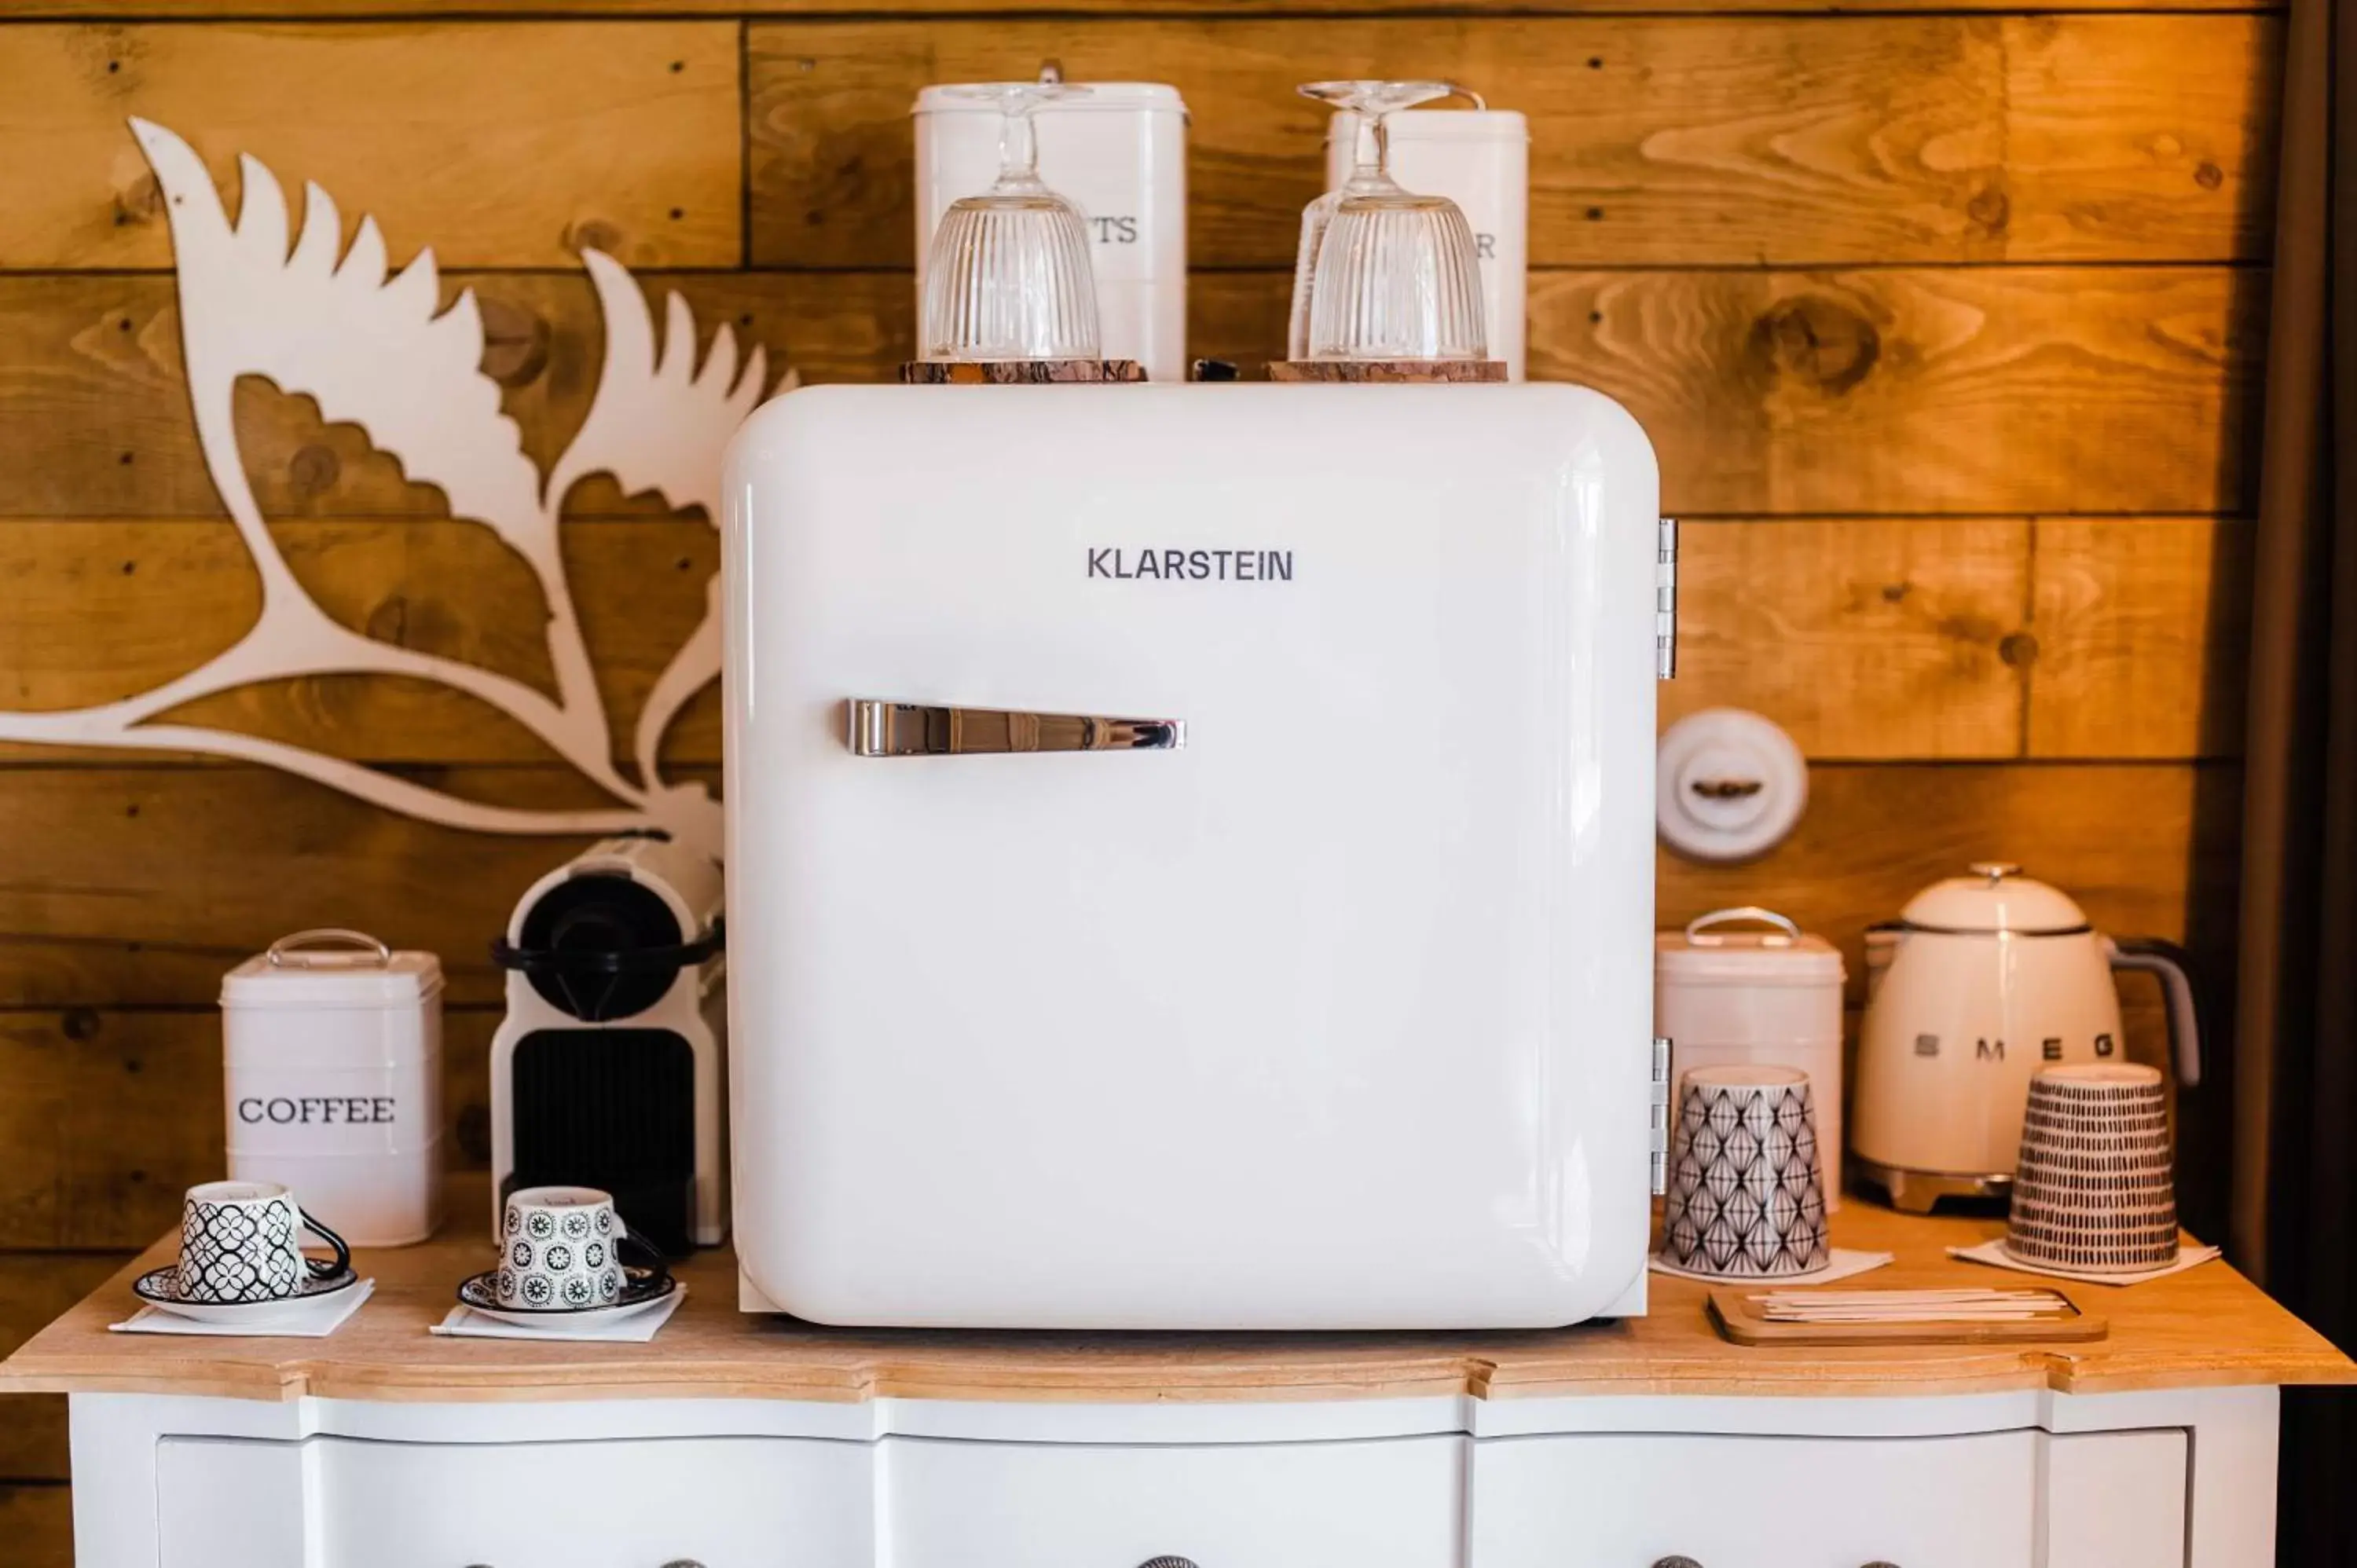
[489,835,727,1256]
[720,383,1667,1328]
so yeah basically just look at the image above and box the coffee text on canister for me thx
[237,1096,398,1125]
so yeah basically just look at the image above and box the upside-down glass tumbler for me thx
[1292,80,1489,364]
[920,82,1104,363]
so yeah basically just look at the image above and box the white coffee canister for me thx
[1326,108,1529,379]
[914,82,1188,384]
[221,929,444,1246]
[1655,907,1848,1210]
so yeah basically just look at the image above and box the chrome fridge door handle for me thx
[847,700,1185,757]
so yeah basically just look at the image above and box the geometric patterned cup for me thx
[176,1180,350,1303]
[1659,1064,1831,1279]
[498,1186,631,1310]
[2005,1062,2178,1273]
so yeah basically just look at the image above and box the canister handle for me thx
[267,929,393,969]
[1684,907,1801,947]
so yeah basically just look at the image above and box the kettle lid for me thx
[1899,863,2090,935]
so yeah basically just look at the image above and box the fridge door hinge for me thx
[1656,518,1679,681]
[1649,1035,1673,1196]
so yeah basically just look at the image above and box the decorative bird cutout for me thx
[0,119,788,859]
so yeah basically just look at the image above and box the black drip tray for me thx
[511,1027,697,1258]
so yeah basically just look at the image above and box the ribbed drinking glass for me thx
[920,82,1103,364]
[1292,80,1489,364]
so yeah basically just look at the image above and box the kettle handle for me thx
[2106,937,2203,1089]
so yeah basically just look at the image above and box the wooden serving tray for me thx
[1708,1288,2110,1346]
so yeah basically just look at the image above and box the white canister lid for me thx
[222,929,445,1009]
[913,82,1186,115]
[1655,907,1844,986]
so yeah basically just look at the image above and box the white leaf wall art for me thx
[0,119,791,860]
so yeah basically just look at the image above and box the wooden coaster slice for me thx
[897,359,1147,384]
[1266,360,1509,384]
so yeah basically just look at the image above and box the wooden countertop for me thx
[4,1191,2348,1406]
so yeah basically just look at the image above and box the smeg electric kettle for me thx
[1849,863,2201,1213]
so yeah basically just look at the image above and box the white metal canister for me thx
[913,81,1189,384]
[1655,907,1848,1209]
[1326,107,1529,379]
[221,930,444,1246]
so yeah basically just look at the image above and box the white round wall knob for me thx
[1655,708,1809,863]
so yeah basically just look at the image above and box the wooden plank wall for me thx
[0,3,2277,1556]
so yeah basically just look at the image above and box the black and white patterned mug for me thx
[1658,1064,1831,1279]
[2006,1063,2179,1273]
[176,1180,351,1303]
[497,1186,637,1310]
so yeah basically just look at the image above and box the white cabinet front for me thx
[884,1432,1466,1568]
[156,1433,871,1568]
[147,1422,2190,1568]
[1471,1428,2185,1568]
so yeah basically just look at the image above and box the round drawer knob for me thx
[1138,1559,1201,1568]
[1652,1559,1704,1568]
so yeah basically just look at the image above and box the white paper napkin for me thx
[111,1279,375,1337]
[1946,1237,2222,1288]
[431,1287,687,1343]
[1651,1248,1894,1287]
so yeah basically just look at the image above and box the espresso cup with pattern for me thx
[497,1186,641,1310]
[174,1180,351,1304]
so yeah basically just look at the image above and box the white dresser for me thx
[11,1198,2348,1568]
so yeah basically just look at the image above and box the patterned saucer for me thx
[456,1265,676,1328]
[132,1264,362,1324]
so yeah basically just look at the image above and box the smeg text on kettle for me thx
[1087,548,1295,582]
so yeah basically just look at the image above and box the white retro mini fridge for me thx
[722,383,1667,1329]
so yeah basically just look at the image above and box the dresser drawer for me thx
[156,1429,1461,1568]
[884,1432,1467,1568]
[156,1433,871,1568]
[1470,1428,2187,1568]
[148,1421,2187,1568]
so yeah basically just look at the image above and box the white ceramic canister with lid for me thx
[1655,907,1848,1209]
[1326,107,1529,379]
[221,929,444,1246]
[913,81,1189,384]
